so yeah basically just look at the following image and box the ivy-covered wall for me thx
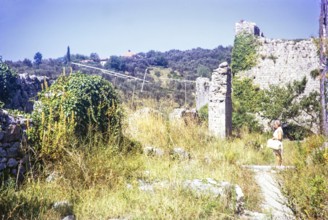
[231,33,258,74]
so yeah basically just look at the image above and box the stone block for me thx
[143,146,165,157]
[171,147,190,160]
[11,142,21,149]
[0,131,4,141]
[4,124,21,142]
[0,148,7,157]
[7,158,18,168]
[0,162,6,171]
[7,147,19,157]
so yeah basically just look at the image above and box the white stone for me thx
[208,62,232,138]
[195,77,210,110]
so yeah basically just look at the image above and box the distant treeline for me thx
[106,46,232,80]
[5,45,231,79]
[4,45,231,107]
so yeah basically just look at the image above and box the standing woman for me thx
[267,120,283,166]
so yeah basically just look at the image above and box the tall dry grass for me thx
[1,104,288,219]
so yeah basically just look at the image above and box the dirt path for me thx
[243,165,295,220]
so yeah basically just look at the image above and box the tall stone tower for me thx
[208,62,232,138]
[235,20,262,36]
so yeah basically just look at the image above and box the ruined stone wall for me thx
[208,62,232,138]
[5,73,50,113]
[235,20,262,37]
[0,109,29,181]
[195,77,210,110]
[195,21,320,134]
[239,37,320,95]
[236,22,320,132]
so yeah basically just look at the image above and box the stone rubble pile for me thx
[6,73,50,113]
[0,109,30,181]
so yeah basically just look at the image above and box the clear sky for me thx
[0,0,321,61]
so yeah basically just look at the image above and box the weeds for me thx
[280,135,328,219]
[1,105,293,219]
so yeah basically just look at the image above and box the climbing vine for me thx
[231,33,259,74]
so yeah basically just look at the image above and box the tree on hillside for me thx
[106,56,126,71]
[66,46,71,64]
[34,52,42,66]
[23,58,32,67]
[90,52,100,62]
[320,0,328,135]
[196,65,211,78]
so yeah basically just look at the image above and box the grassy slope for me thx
[0,103,308,219]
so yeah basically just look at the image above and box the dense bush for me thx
[232,76,320,138]
[104,46,231,79]
[0,59,18,104]
[36,72,122,135]
[282,136,328,219]
[198,104,208,123]
[29,72,124,160]
[232,77,263,133]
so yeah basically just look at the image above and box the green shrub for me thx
[231,33,258,74]
[232,77,263,133]
[310,68,320,79]
[267,54,278,64]
[261,77,320,132]
[29,72,124,161]
[36,72,122,136]
[198,104,208,123]
[0,60,18,104]
[281,135,328,219]
[283,123,313,140]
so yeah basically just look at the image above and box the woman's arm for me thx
[277,129,283,141]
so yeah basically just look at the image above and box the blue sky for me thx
[0,0,320,61]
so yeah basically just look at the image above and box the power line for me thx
[71,62,196,84]
[71,62,149,82]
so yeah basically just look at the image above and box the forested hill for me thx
[108,46,232,80]
[4,45,231,107]
[5,45,231,80]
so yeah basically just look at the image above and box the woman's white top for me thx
[267,127,283,150]
[273,127,283,140]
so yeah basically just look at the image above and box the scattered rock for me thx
[132,178,244,214]
[203,156,212,164]
[53,200,72,213]
[62,215,75,220]
[171,147,190,160]
[138,180,154,192]
[240,210,268,220]
[169,108,198,121]
[46,171,60,183]
[7,158,18,168]
[183,178,244,213]
[143,146,164,157]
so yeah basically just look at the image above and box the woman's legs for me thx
[273,149,282,166]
